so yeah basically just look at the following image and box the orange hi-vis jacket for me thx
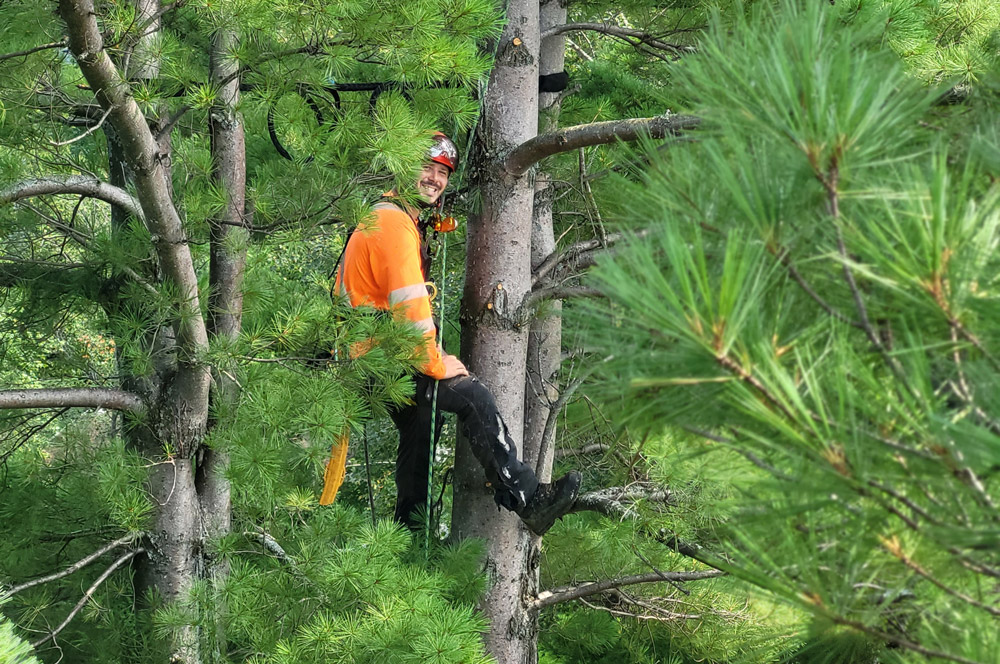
[334,200,446,379]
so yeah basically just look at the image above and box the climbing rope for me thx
[425,232,446,552]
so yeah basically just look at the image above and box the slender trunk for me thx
[524,0,568,483]
[201,25,245,555]
[199,25,247,661]
[454,0,540,660]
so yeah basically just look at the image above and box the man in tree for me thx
[335,132,581,536]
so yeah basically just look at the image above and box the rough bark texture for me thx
[454,0,540,659]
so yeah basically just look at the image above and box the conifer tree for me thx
[1,0,500,661]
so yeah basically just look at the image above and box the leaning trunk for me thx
[453,0,540,659]
[60,1,212,661]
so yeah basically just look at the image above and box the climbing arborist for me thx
[334,132,581,536]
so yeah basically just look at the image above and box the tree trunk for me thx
[199,24,247,661]
[453,0,540,659]
[60,2,211,661]
[201,24,245,561]
[524,0,568,484]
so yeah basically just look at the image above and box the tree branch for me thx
[533,570,724,609]
[59,0,210,366]
[0,175,145,222]
[555,442,627,462]
[523,285,604,311]
[30,547,145,649]
[532,230,648,286]
[568,485,672,518]
[0,388,143,413]
[505,114,700,176]
[2,533,140,598]
[540,23,694,54]
[0,41,66,64]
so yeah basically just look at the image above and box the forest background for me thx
[1,0,999,663]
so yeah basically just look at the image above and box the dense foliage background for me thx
[2,0,999,663]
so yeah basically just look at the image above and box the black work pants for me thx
[388,373,539,530]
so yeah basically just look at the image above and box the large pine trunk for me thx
[453,0,541,659]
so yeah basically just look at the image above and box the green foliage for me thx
[837,0,1000,83]
[0,608,39,664]
[577,2,1000,662]
[0,0,498,659]
[151,513,492,664]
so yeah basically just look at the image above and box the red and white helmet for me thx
[428,132,458,173]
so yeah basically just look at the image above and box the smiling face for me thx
[416,161,450,205]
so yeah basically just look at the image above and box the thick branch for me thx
[505,114,700,176]
[0,388,143,413]
[59,0,209,358]
[2,533,139,598]
[0,176,145,222]
[533,570,724,609]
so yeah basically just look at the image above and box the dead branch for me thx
[2,533,141,598]
[568,485,672,518]
[540,22,695,56]
[533,569,724,609]
[555,442,629,466]
[30,547,145,648]
[0,41,66,64]
[532,230,649,287]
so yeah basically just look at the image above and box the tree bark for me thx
[0,388,143,412]
[199,24,247,659]
[524,0,568,482]
[454,0,540,660]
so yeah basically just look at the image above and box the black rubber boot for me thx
[516,471,582,536]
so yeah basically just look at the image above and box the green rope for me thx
[425,233,446,553]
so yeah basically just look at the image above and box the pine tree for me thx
[1,0,500,661]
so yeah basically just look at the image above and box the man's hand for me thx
[442,353,469,379]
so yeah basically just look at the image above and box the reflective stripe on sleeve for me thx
[412,317,435,334]
[389,284,429,306]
